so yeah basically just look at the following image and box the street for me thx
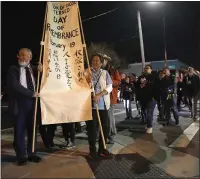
[1,102,199,178]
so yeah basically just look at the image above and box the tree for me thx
[86,42,122,69]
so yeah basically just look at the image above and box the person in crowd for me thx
[182,72,189,107]
[102,54,121,144]
[183,67,200,120]
[136,65,156,133]
[45,124,57,148]
[130,74,141,118]
[61,123,76,148]
[45,122,76,149]
[155,70,165,121]
[129,74,136,102]
[7,48,42,165]
[160,67,179,126]
[176,76,184,111]
[119,73,126,102]
[122,76,134,119]
[75,122,82,133]
[85,53,113,160]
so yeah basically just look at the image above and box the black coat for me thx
[122,82,134,100]
[7,64,38,116]
[136,73,156,102]
[160,75,174,100]
[183,74,200,97]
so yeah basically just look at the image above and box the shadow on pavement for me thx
[1,154,17,164]
[85,152,174,178]
[160,125,195,157]
[116,117,142,132]
[129,133,168,165]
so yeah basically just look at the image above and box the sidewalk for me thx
[2,122,199,179]
[1,104,199,178]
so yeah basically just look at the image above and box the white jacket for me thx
[98,69,112,110]
[85,68,113,110]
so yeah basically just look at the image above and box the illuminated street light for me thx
[137,1,161,72]
[147,2,160,5]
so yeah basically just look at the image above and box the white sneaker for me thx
[146,128,153,134]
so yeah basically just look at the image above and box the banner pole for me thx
[32,3,48,153]
[77,3,106,150]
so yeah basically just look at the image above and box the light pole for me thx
[137,2,160,72]
[137,10,145,72]
[163,16,168,67]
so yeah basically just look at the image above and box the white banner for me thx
[40,2,92,125]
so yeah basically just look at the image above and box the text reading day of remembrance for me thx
[47,3,79,40]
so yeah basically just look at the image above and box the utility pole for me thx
[137,10,145,72]
[163,16,168,67]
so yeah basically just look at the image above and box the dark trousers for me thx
[86,109,109,153]
[75,122,82,132]
[177,92,183,111]
[136,99,141,115]
[38,121,50,147]
[62,123,75,143]
[190,94,200,118]
[163,97,179,124]
[186,95,192,111]
[156,97,164,119]
[36,102,51,147]
[13,99,36,158]
[46,124,57,145]
[140,99,156,128]
[123,99,132,117]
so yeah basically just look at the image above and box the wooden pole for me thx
[32,4,48,153]
[77,3,106,149]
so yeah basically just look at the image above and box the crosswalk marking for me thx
[169,118,199,148]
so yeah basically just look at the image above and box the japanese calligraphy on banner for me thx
[40,2,92,124]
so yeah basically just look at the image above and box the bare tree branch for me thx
[87,42,123,68]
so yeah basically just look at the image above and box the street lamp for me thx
[137,10,145,72]
[147,2,159,5]
[137,2,160,72]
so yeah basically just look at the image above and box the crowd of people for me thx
[5,48,200,166]
[118,66,200,130]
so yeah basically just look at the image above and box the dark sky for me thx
[2,1,200,85]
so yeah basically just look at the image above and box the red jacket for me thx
[108,67,121,104]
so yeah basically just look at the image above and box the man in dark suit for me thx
[7,48,42,166]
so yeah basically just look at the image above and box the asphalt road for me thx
[1,102,199,178]
[2,101,199,159]
[114,102,199,158]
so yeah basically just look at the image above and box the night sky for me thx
[2,1,200,86]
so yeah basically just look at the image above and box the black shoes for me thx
[89,151,100,160]
[44,143,55,149]
[28,155,42,163]
[89,149,113,160]
[98,149,113,158]
[16,155,41,166]
[17,157,28,166]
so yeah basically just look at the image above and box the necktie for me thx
[25,67,34,91]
